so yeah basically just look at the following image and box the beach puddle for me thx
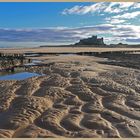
[0,72,43,80]
[57,53,78,57]
[24,59,43,66]
[0,59,44,79]
[32,60,43,63]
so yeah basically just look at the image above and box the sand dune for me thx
[0,54,140,138]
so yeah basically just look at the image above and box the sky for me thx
[0,2,140,47]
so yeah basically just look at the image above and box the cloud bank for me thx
[0,24,140,45]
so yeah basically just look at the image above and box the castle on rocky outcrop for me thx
[75,35,105,45]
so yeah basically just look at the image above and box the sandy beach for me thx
[0,47,140,138]
[0,1,140,138]
[1,46,140,54]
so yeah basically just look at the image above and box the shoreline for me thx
[0,46,140,54]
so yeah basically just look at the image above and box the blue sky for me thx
[0,2,140,47]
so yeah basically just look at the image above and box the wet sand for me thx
[0,48,140,138]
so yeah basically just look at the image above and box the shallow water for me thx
[24,59,43,66]
[0,72,42,80]
[32,60,43,63]
[0,67,25,76]
[0,59,43,76]
[58,53,77,56]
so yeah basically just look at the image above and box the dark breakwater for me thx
[1,50,140,73]
[0,53,31,72]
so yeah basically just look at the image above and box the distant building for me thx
[75,35,105,45]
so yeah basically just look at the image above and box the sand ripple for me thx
[0,56,140,137]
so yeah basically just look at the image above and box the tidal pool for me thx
[0,72,42,80]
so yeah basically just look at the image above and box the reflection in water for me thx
[0,67,25,76]
[0,59,43,76]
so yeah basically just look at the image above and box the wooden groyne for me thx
[1,50,140,72]
[24,49,140,57]
[77,50,140,56]
[0,53,30,72]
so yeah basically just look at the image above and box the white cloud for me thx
[62,2,106,15]
[62,5,83,15]
[133,3,140,9]
[104,2,135,13]
[107,19,126,24]
[113,11,140,19]
[118,2,135,8]
[62,2,138,15]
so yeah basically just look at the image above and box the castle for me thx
[75,35,104,45]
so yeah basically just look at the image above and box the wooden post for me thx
[11,67,14,72]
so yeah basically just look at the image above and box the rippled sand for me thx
[0,54,140,138]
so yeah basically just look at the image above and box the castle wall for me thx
[75,36,104,45]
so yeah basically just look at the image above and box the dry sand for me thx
[1,46,140,54]
[0,48,140,138]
